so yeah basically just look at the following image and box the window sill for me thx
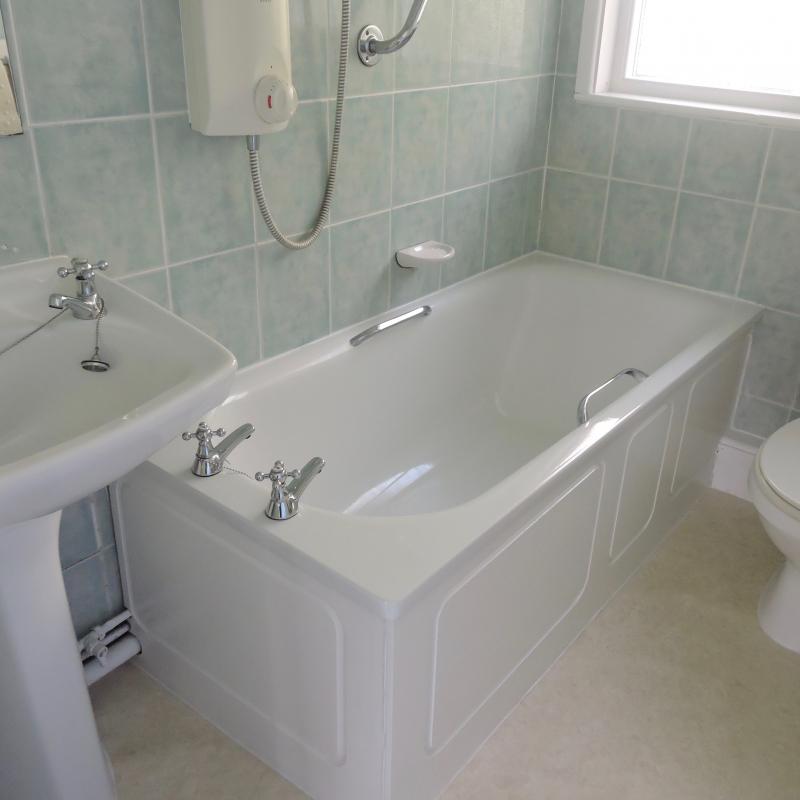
[574,89,800,129]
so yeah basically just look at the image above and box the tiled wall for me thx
[0,0,560,631]
[540,0,800,441]
[0,0,557,365]
[59,490,123,637]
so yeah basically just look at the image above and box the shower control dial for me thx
[254,75,298,127]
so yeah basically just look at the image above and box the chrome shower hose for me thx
[248,0,351,250]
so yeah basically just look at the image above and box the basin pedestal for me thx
[0,512,115,800]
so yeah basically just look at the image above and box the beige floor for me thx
[91,490,800,800]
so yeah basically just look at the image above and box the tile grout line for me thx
[29,110,185,129]
[595,108,621,264]
[137,0,172,310]
[660,118,693,279]
[734,127,773,298]
[386,0,399,310]
[439,0,458,290]
[482,81,500,270]
[387,94,396,310]
[3,0,53,255]
[253,245,264,363]
[324,0,334,336]
[537,0,565,248]
[20,75,563,131]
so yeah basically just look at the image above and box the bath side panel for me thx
[388,457,618,800]
[112,467,387,800]
[387,337,751,800]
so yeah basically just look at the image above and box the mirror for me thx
[0,7,22,135]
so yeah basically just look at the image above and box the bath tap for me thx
[256,457,325,520]
[182,422,256,477]
[48,258,109,320]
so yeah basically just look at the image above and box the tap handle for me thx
[182,422,226,445]
[57,258,110,280]
[255,461,300,488]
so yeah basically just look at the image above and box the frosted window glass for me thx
[632,0,800,96]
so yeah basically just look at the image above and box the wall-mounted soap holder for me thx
[395,241,455,270]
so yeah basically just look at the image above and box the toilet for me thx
[749,418,800,654]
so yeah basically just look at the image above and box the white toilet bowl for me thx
[749,418,800,655]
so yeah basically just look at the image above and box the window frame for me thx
[576,0,800,127]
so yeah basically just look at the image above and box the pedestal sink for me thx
[0,257,236,799]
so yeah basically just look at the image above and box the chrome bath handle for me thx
[350,305,431,347]
[577,368,649,425]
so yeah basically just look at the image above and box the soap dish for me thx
[395,240,455,269]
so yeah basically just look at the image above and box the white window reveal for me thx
[576,0,800,125]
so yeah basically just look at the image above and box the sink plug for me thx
[81,298,110,372]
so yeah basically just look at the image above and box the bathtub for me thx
[113,252,760,800]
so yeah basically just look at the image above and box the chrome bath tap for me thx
[256,458,325,520]
[182,422,256,477]
[49,258,109,320]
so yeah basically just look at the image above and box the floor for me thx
[91,489,800,800]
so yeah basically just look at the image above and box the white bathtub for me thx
[113,252,760,800]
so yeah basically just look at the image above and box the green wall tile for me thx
[740,208,800,315]
[395,0,453,90]
[540,170,607,261]
[556,0,583,76]
[392,89,447,206]
[443,185,489,286]
[549,76,617,175]
[331,213,390,328]
[332,95,392,222]
[170,248,259,367]
[600,182,676,277]
[0,134,47,266]
[486,173,534,268]
[743,310,800,408]
[37,120,162,275]
[446,83,494,191]
[492,78,541,179]
[258,235,330,358]
[666,194,752,294]
[451,0,501,84]
[255,103,329,238]
[141,0,186,112]
[612,110,689,188]
[156,115,254,264]
[13,0,148,122]
[121,270,169,308]
[682,120,769,202]
[734,395,789,439]
[760,130,800,212]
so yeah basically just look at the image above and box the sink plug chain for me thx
[0,308,66,359]
[81,299,110,373]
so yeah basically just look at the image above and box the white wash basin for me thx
[0,256,235,800]
[0,257,236,526]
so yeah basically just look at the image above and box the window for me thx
[576,0,800,124]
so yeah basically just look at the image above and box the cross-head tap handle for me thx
[182,422,226,445]
[57,257,110,280]
[255,461,300,487]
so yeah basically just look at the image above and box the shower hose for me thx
[248,0,351,250]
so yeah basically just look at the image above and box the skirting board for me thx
[711,436,759,501]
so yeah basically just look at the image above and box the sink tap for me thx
[182,422,255,477]
[49,258,109,320]
[256,457,325,520]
